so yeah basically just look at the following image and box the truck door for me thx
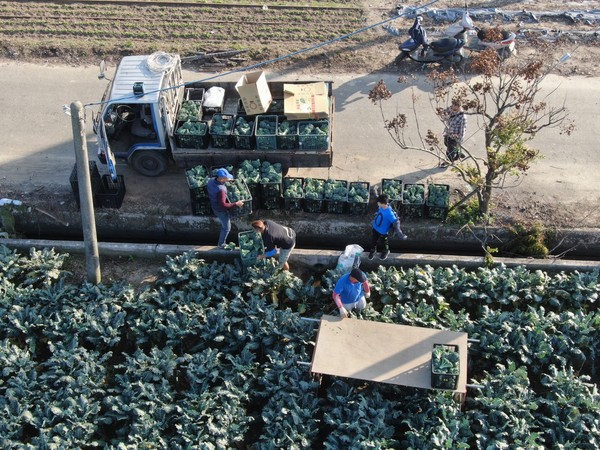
[97,117,119,180]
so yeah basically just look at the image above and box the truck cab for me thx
[95,54,183,176]
[95,53,334,177]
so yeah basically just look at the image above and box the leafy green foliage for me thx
[0,245,598,448]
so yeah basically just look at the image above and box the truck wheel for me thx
[130,151,169,177]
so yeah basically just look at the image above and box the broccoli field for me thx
[0,244,599,448]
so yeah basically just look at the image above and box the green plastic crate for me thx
[276,116,299,150]
[298,120,330,151]
[255,115,278,150]
[402,183,425,218]
[227,179,253,217]
[381,178,403,211]
[238,230,264,266]
[347,181,370,215]
[209,114,234,149]
[427,184,450,220]
[175,120,209,149]
[303,178,326,213]
[232,115,256,150]
[282,177,304,212]
[431,344,460,390]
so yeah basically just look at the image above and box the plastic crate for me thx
[70,162,102,206]
[96,175,126,209]
[245,182,261,211]
[303,178,326,213]
[304,198,325,213]
[209,114,234,149]
[177,99,203,122]
[238,230,264,266]
[227,179,253,217]
[175,120,209,149]
[232,115,256,150]
[185,87,205,102]
[426,184,450,220]
[282,177,304,212]
[324,179,348,214]
[298,120,330,151]
[276,116,299,150]
[431,344,460,390]
[402,183,425,219]
[185,165,210,202]
[254,115,278,150]
[202,86,225,114]
[260,182,282,210]
[191,197,212,216]
[347,181,370,215]
[381,178,403,210]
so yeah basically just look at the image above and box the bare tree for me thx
[369,49,574,220]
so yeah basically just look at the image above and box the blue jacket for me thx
[372,206,399,235]
[334,272,365,305]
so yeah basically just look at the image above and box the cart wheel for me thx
[130,150,169,177]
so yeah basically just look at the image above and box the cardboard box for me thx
[235,71,272,115]
[284,82,330,120]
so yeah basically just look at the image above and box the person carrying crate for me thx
[251,219,296,271]
[207,168,244,248]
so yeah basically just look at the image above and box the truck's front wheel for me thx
[130,151,169,177]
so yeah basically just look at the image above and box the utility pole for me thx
[70,101,101,283]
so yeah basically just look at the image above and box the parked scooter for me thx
[385,16,466,65]
[444,11,516,59]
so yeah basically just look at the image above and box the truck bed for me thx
[170,80,334,170]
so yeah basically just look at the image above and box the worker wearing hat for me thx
[207,168,244,248]
[332,268,371,319]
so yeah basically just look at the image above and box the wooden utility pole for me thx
[70,101,101,283]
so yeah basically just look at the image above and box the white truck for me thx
[93,53,334,177]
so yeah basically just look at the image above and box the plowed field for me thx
[0,0,598,74]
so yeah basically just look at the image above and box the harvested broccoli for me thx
[177,100,201,121]
[176,120,207,136]
[427,184,450,207]
[304,178,325,200]
[403,184,425,205]
[210,114,234,135]
[348,183,369,204]
[382,179,403,200]
[234,116,254,136]
[283,178,304,199]
[186,165,209,189]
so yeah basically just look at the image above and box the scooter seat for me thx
[430,38,463,53]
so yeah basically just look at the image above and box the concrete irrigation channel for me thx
[2,207,600,274]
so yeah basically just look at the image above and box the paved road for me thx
[1,59,599,214]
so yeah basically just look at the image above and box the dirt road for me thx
[0,58,599,228]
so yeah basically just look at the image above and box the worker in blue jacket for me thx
[332,268,371,318]
[369,194,407,260]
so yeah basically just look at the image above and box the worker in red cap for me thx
[332,268,371,318]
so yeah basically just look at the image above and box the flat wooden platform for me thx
[310,315,469,393]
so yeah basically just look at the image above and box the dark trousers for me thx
[370,229,389,253]
[444,135,461,161]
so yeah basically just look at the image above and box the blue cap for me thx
[216,168,234,180]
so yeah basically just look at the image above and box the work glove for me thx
[339,307,349,319]
[365,292,371,299]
